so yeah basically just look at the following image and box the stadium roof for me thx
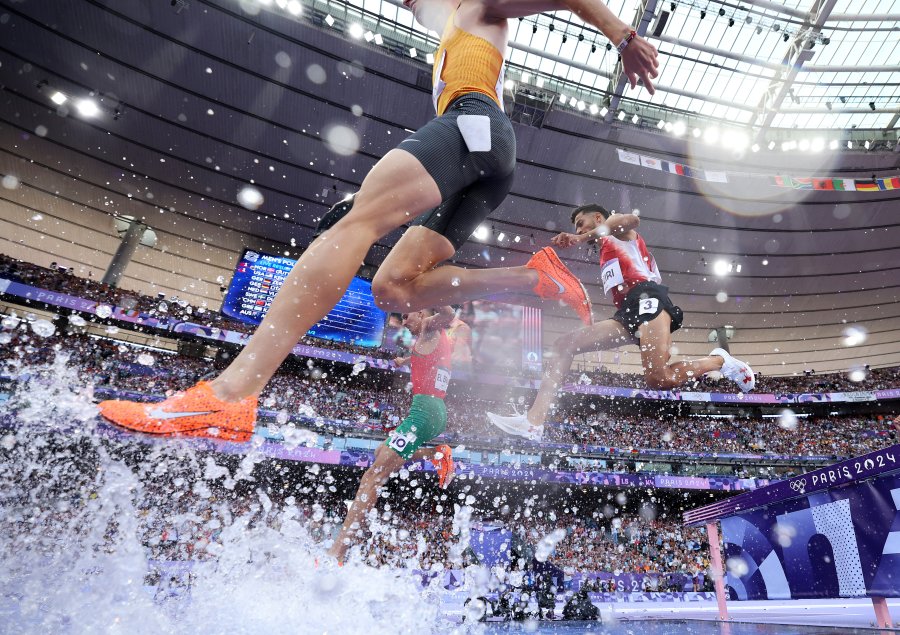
[312,0,900,142]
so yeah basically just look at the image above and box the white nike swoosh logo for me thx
[545,274,566,295]
[146,407,220,420]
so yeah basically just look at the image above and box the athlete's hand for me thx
[551,232,581,249]
[621,35,659,95]
[392,356,408,367]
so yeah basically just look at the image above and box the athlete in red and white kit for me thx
[489,203,755,441]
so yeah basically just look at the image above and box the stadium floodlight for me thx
[76,99,99,117]
[713,260,729,276]
[473,225,489,240]
[50,91,67,105]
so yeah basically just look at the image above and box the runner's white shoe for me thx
[486,411,544,441]
[710,348,756,393]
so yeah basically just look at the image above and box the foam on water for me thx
[0,341,459,634]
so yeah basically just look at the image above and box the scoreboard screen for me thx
[222,249,387,348]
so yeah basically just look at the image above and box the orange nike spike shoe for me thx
[431,444,455,489]
[526,247,593,325]
[98,381,257,442]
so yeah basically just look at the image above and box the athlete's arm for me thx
[423,306,456,333]
[480,0,658,93]
[551,231,592,248]
[393,355,411,367]
[602,212,640,237]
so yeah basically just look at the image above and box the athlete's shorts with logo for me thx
[397,92,516,251]
[612,281,684,337]
[384,393,448,460]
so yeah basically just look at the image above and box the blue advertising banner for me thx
[721,467,900,599]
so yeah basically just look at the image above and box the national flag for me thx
[680,165,704,179]
[792,177,813,190]
[834,179,856,191]
[640,155,662,170]
[812,178,835,191]
[616,148,641,166]
[774,176,791,187]
[855,179,879,192]
[256,300,266,306]
[878,176,900,190]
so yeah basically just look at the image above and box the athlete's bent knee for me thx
[371,277,416,313]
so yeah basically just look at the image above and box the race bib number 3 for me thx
[638,297,659,315]
[434,367,451,392]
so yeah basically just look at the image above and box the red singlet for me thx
[598,233,662,308]
[411,330,454,398]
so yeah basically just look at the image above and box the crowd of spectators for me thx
[2,327,897,462]
[3,252,899,394]
[132,468,711,588]
[0,254,389,359]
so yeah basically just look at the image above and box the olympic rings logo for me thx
[789,478,807,493]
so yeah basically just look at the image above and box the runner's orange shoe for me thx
[526,247,593,325]
[431,444,455,489]
[98,381,257,442]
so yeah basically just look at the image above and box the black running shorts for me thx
[612,281,684,337]
[397,93,516,251]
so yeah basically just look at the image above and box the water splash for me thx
[0,344,452,634]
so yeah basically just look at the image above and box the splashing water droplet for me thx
[275,51,292,68]
[842,325,868,347]
[726,556,750,576]
[237,186,264,210]
[30,319,56,338]
[306,64,327,84]
[777,408,798,431]
[324,125,360,156]
[137,353,155,366]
